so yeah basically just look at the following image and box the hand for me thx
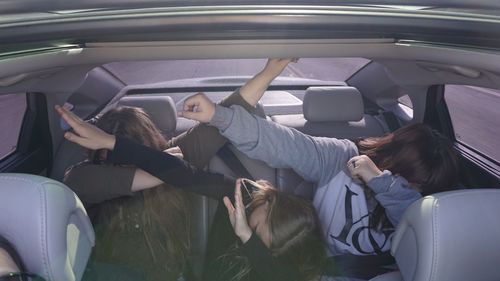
[55,105,116,150]
[263,58,299,77]
[164,146,183,160]
[223,179,252,243]
[178,93,216,123]
[347,155,383,184]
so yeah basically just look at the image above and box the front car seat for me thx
[371,189,500,281]
[0,173,95,281]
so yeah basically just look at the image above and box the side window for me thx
[396,94,414,120]
[0,94,27,160]
[398,95,413,109]
[444,85,500,163]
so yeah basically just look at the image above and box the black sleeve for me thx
[240,233,301,281]
[107,136,235,200]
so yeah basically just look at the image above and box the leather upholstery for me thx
[385,189,500,281]
[0,173,94,281]
[271,114,386,139]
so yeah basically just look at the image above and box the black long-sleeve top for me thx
[107,136,301,281]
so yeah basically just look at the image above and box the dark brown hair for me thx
[356,123,460,228]
[223,180,326,281]
[91,106,191,280]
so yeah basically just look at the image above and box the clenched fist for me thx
[178,93,216,123]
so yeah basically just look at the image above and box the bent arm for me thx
[367,171,422,226]
[170,59,292,167]
[63,162,136,204]
[209,105,358,183]
[108,136,235,199]
[168,88,262,168]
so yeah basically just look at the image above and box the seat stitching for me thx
[430,198,439,281]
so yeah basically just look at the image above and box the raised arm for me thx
[170,58,295,168]
[179,95,357,184]
[239,58,296,106]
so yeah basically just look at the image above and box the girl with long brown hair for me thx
[176,87,460,279]
[65,106,192,281]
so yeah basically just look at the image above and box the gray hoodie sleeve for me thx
[209,105,358,183]
[367,170,422,226]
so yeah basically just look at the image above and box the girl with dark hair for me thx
[62,59,326,281]
[177,89,460,278]
[66,106,192,281]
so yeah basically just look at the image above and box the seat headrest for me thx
[118,95,177,135]
[303,87,364,122]
[391,189,500,281]
[0,174,95,281]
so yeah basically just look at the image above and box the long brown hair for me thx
[222,180,326,281]
[91,106,191,280]
[356,123,460,228]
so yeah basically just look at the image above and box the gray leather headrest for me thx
[303,87,364,122]
[391,189,500,281]
[0,173,95,281]
[118,95,177,135]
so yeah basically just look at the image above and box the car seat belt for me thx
[381,111,401,132]
[216,145,255,181]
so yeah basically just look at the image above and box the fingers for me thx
[63,131,86,147]
[347,156,360,170]
[178,110,199,121]
[55,105,83,130]
[165,146,183,159]
[182,95,201,112]
[234,180,245,214]
[179,93,215,123]
[223,196,235,213]
[166,146,181,154]
[347,156,362,179]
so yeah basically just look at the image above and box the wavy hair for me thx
[356,123,460,229]
[90,106,191,280]
[220,180,326,281]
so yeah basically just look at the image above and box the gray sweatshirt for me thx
[210,105,422,256]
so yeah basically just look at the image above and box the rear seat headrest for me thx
[303,86,364,122]
[118,95,177,135]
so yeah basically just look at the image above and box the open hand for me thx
[347,155,383,184]
[55,105,116,150]
[223,179,252,243]
[264,58,299,77]
[178,93,216,123]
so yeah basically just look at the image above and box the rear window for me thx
[444,85,500,162]
[0,94,27,160]
[104,58,370,85]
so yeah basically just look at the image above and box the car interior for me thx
[0,2,499,281]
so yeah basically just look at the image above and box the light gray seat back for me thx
[0,173,95,281]
[271,86,386,139]
[118,95,177,137]
[377,189,500,281]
